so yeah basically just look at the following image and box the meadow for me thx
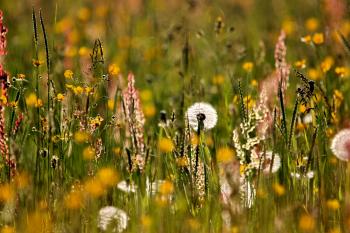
[0,0,350,232]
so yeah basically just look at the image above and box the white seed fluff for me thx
[186,102,218,131]
[331,129,350,161]
[98,206,129,232]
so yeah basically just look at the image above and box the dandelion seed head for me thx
[331,129,350,161]
[98,206,128,232]
[186,102,217,131]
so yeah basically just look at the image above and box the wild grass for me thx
[0,0,350,233]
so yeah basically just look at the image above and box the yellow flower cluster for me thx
[25,93,43,107]
[66,84,94,95]
[158,138,174,153]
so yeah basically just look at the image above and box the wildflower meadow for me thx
[0,0,350,232]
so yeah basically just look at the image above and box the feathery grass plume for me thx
[0,11,7,57]
[274,30,290,96]
[258,33,291,138]
[232,96,281,207]
[0,10,15,176]
[123,73,146,172]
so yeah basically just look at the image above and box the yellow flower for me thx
[143,104,156,118]
[308,68,321,81]
[326,128,335,138]
[250,79,258,87]
[299,104,307,113]
[299,214,315,232]
[301,35,312,44]
[79,46,91,57]
[78,7,90,21]
[312,33,324,45]
[113,147,121,156]
[140,89,153,102]
[107,99,115,110]
[191,135,199,146]
[305,18,319,32]
[108,64,120,76]
[0,184,15,202]
[272,183,285,196]
[83,146,95,160]
[333,90,344,108]
[212,75,225,85]
[206,136,214,147]
[56,93,65,102]
[14,171,30,189]
[73,86,84,95]
[294,59,306,69]
[9,101,17,108]
[64,69,74,79]
[84,178,105,198]
[159,180,174,195]
[85,86,94,95]
[55,17,73,33]
[242,62,254,72]
[244,95,256,109]
[141,215,152,229]
[96,5,108,18]
[65,46,77,57]
[26,93,42,107]
[26,93,37,106]
[329,227,341,233]
[65,84,74,90]
[335,66,349,78]
[1,226,15,233]
[282,19,296,35]
[97,168,119,188]
[320,57,334,73]
[216,147,234,164]
[89,115,104,127]
[176,157,188,167]
[326,199,340,210]
[231,226,239,233]
[0,95,7,105]
[296,122,307,132]
[74,131,89,143]
[64,191,84,209]
[187,219,200,231]
[331,111,339,124]
[26,211,52,233]
[158,138,174,153]
[240,164,246,175]
[35,99,43,107]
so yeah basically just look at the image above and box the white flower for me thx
[250,151,281,174]
[117,180,137,193]
[331,129,350,161]
[291,171,314,179]
[262,151,281,174]
[98,206,129,232]
[303,113,313,124]
[186,102,217,131]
